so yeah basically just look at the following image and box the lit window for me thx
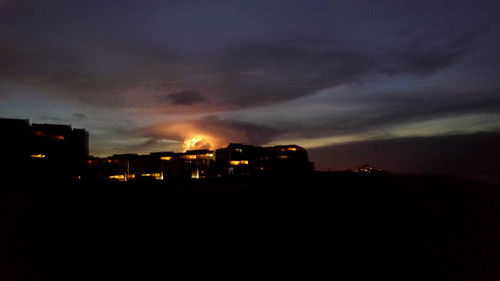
[230,160,240,165]
[205,153,214,157]
[160,156,172,161]
[107,159,112,163]
[31,154,46,158]
[192,169,200,179]
[287,147,297,151]
[183,155,197,159]
[235,148,242,153]
[54,135,65,141]
[240,160,249,165]
[109,175,125,181]
[141,173,161,179]
[278,155,288,159]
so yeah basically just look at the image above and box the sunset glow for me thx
[2,0,499,173]
[182,135,214,152]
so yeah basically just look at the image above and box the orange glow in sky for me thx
[182,134,214,152]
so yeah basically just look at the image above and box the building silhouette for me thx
[0,118,89,182]
[215,143,267,176]
[1,117,312,182]
[89,143,313,181]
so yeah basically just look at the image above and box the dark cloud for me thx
[383,32,478,76]
[204,42,378,105]
[197,116,280,146]
[161,91,205,106]
[0,8,483,111]
[10,34,478,111]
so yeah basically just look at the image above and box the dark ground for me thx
[1,172,499,280]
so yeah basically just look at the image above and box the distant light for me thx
[55,135,65,141]
[31,154,46,158]
[160,156,172,161]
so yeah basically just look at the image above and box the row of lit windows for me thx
[230,160,249,166]
[182,153,214,160]
[92,150,298,164]
[30,154,46,158]
[34,131,66,141]
[155,154,217,161]
[108,172,162,181]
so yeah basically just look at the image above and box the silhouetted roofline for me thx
[150,151,175,156]
[0,117,30,123]
[185,149,213,154]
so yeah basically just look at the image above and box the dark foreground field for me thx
[1,172,499,280]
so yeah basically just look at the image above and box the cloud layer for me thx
[1,0,500,172]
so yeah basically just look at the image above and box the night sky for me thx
[1,0,500,174]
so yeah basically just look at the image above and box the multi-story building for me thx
[0,117,312,182]
[88,149,217,181]
[266,145,313,174]
[90,143,312,181]
[215,143,268,176]
[87,152,176,181]
[215,143,313,177]
[0,118,89,181]
[164,149,216,179]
